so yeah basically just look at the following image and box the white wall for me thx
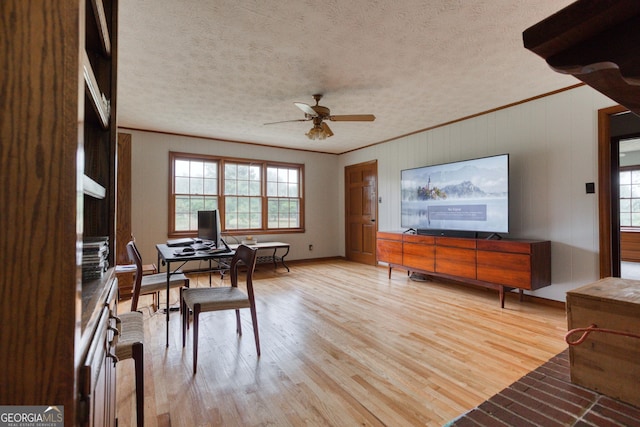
[126,131,340,266]
[338,85,615,301]
[125,85,618,302]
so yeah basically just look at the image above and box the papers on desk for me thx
[115,264,137,272]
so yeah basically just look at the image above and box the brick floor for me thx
[446,350,640,426]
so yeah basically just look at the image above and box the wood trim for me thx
[598,105,628,277]
[117,132,132,265]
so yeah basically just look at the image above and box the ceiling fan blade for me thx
[329,114,376,122]
[294,102,318,117]
[264,118,310,125]
[321,122,334,137]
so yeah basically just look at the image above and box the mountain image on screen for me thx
[416,179,491,200]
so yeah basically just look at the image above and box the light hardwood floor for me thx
[116,259,568,426]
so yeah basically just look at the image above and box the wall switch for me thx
[586,182,595,194]
[308,244,313,251]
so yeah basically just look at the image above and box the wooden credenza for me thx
[377,232,551,307]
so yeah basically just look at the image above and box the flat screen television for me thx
[401,154,509,236]
[198,210,222,248]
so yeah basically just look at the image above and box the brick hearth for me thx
[447,349,640,426]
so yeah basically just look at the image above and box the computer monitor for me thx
[197,210,221,248]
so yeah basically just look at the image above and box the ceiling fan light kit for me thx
[306,122,334,140]
[266,94,375,140]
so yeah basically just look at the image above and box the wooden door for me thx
[345,160,378,265]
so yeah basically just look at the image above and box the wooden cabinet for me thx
[1,1,118,425]
[477,239,551,290]
[435,237,476,279]
[403,235,435,273]
[376,232,403,268]
[80,278,118,427]
[376,232,551,307]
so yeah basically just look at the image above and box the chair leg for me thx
[181,298,187,348]
[235,309,242,335]
[193,304,200,374]
[249,304,261,356]
[132,342,144,427]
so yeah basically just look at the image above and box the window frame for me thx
[169,151,305,237]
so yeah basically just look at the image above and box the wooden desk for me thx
[156,244,235,347]
[229,242,290,272]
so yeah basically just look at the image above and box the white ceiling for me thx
[117,0,578,155]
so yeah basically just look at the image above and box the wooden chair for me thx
[181,244,259,374]
[126,240,190,312]
[114,311,144,427]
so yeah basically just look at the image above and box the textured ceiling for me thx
[117,0,577,154]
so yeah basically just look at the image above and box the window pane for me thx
[621,171,631,185]
[632,170,640,184]
[175,213,190,231]
[203,178,217,195]
[632,212,640,227]
[237,180,249,196]
[190,197,205,213]
[288,183,298,197]
[632,184,640,198]
[225,163,237,180]
[621,199,631,213]
[267,182,277,197]
[204,162,217,178]
[175,160,190,177]
[267,167,277,181]
[190,161,204,177]
[620,184,632,199]
[175,196,190,213]
[175,177,189,194]
[190,177,203,194]
[204,198,218,211]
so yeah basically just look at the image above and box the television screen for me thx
[401,154,509,234]
[198,210,221,247]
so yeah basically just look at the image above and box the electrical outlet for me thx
[308,244,313,251]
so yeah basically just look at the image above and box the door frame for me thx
[598,105,629,277]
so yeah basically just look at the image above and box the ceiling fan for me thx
[264,94,375,140]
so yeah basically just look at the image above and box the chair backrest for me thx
[230,244,258,297]
[126,240,144,311]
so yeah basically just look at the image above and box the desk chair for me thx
[181,244,259,374]
[114,311,144,427]
[126,241,190,312]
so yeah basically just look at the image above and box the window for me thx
[169,152,303,235]
[172,156,218,232]
[267,166,300,228]
[224,162,262,230]
[620,167,640,227]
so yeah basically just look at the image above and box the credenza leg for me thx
[388,266,392,279]
[500,286,505,308]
